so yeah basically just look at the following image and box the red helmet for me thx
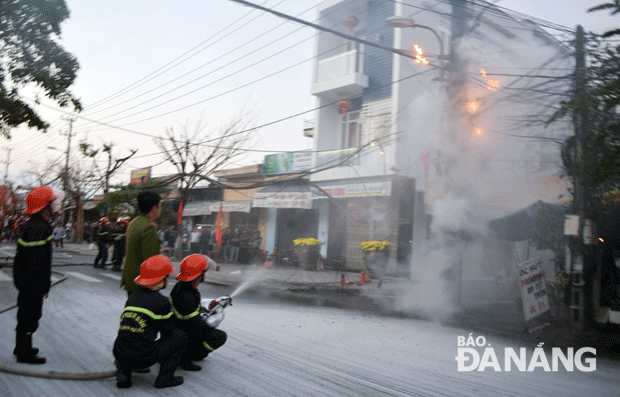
[134,255,174,286]
[177,254,209,281]
[24,186,57,214]
[99,217,110,225]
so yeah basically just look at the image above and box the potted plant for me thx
[293,238,322,270]
[360,240,391,282]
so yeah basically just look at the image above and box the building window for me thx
[342,111,363,148]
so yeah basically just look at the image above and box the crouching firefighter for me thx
[112,255,187,389]
[169,254,228,371]
[13,186,56,364]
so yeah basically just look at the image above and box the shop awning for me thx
[182,201,218,216]
[488,200,565,241]
[253,181,313,209]
[210,201,252,213]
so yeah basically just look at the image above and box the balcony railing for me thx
[316,47,364,83]
[316,147,361,168]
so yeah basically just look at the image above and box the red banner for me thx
[421,152,430,178]
[215,203,223,247]
[177,200,183,225]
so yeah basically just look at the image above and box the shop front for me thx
[313,175,416,274]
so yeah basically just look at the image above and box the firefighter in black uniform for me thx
[94,217,111,268]
[111,217,128,272]
[13,186,56,364]
[113,255,187,389]
[170,254,227,370]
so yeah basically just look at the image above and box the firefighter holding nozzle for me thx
[113,255,187,389]
[169,254,228,371]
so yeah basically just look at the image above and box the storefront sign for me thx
[317,181,391,198]
[130,167,151,185]
[518,257,550,322]
[253,191,312,209]
[263,152,312,175]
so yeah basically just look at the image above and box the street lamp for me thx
[385,16,446,79]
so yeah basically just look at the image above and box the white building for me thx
[306,0,572,304]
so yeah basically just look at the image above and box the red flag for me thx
[177,199,183,225]
[215,203,223,247]
[421,152,430,178]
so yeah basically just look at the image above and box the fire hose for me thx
[0,270,116,380]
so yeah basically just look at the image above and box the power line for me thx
[81,0,283,112]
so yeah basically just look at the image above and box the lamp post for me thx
[385,16,446,80]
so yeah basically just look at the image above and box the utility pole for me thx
[3,147,11,185]
[62,116,76,224]
[571,25,593,331]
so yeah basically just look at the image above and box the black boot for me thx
[114,361,133,388]
[14,333,46,364]
[180,361,202,371]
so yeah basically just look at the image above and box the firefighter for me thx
[169,254,227,370]
[13,186,56,364]
[111,218,128,272]
[94,217,111,268]
[112,255,187,389]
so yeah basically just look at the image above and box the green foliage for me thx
[0,0,81,137]
[96,181,173,221]
[553,38,620,197]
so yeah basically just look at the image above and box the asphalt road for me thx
[2,262,620,396]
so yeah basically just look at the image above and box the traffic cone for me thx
[356,271,372,285]
[340,273,351,286]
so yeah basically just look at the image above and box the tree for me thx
[0,0,81,138]
[96,181,172,222]
[155,114,254,257]
[589,1,620,37]
[79,140,137,194]
[24,153,99,243]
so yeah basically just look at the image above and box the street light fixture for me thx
[385,16,446,79]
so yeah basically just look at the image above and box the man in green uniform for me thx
[121,191,162,296]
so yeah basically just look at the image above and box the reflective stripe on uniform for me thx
[169,297,200,320]
[124,306,173,320]
[17,236,52,247]
[202,341,215,352]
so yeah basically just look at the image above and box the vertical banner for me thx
[215,203,223,247]
[177,199,183,225]
[421,152,430,178]
[518,257,550,322]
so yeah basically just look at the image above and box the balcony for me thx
[312,48,368,99]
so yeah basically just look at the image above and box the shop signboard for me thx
[253,191,312,209]
[130,167,152,185]
[263,152,312,175]
[518,257,550,322]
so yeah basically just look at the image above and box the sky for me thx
[3,0,618,191]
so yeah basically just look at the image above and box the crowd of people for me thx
[12,187,229,390]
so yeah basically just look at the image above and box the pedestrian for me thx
[221,227,231,263]
[169,254,227,370]
[190,227,201,254]
[111,218,129,272]
[229,229,241,263]
[251,230,262,263]
[113,255,187,389]
[94,217,111,268]
[65,221,74,242]
[164,225,177,258]
[121,191,162,296]
[199,226,211,256]
[12,186,56,364]
[52,222,65,248]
